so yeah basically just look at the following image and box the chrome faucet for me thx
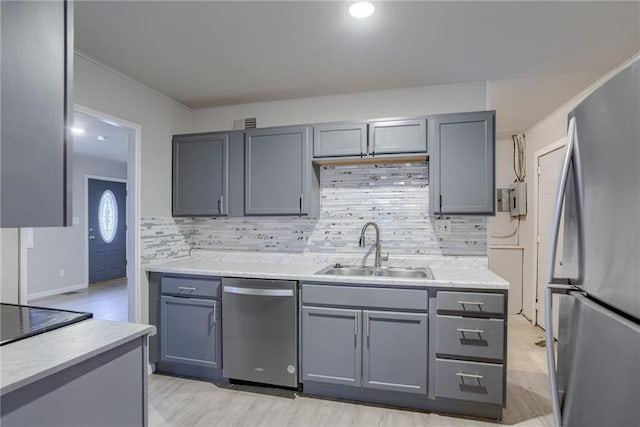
[359,221,388,267]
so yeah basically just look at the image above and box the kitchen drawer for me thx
[161,275,221,299]
[436,291,504,316]
[302,284,428,311]
[436,316,505,361]
[434,358,504,406]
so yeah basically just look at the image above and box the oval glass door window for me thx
[98,190,118,243]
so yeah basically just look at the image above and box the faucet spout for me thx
[359,221,384,267]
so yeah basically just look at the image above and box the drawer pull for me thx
[457,328,484,334]
[457,301,485,306]
[456,372,483,380]
[178,286,197,291]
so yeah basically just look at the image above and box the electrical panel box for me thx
[509,182,527,217]
[496,188,510,212]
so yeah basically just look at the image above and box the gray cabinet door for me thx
[1,0,73,227]
[362,311,428,395]
[172,133,228,216]
[301,306,362,387]
[368,118,427,155]
[245,126,310,215]
[429,111,495,215]
[313,122,367,158]
[160,296,221,369]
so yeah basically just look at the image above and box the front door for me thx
[88,179,126,284]
[536,146,565,337]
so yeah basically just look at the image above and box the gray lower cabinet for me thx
[368,118,427,155]
[1,0,73,227]
[429,111,495,215]
[313,122,367,158]
[160,295,221,369]
[362,310,428,395]
[245,125,319,215]
[172,132,229,216]
[301,306,362,387]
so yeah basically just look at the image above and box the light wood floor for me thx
[29,279,128,322]
[149,314,553,427]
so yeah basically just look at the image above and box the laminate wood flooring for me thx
[29,279,128,322]
[149,314,553,427]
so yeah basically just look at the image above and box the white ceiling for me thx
[72,111,130,163]
[74,1,639,132]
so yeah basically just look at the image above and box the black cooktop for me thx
[0,303,92,346]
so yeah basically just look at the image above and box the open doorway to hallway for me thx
[24,109,137,322]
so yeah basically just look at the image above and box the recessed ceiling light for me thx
[97,135,107,141]
[71,127,85,135]
[349,2,375,19]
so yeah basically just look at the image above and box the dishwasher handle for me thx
[223,286,293,297]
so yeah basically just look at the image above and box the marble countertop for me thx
[145,257,509,289]
[0,319,156,396]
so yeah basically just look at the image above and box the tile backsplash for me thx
[141,162,487,264]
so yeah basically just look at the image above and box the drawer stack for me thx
[433,291,507,407]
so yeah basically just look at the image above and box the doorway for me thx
[534,139,566,337]
[88,178,127,284]
[21,106,141,322]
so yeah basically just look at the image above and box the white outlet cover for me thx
[58,269,65,277]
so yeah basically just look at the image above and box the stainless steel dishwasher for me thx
[222,278,298,388]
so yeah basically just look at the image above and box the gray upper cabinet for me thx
[245,125,318,215]
[429,111,495,215]
[1,0,73,227]
[172,132,229,216]
[313,122,367,158]
[362,310,428,395]
[369,118,427,156]
[301,306,362,387]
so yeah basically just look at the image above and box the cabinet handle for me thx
[212,302,217,323]
[456,372,483,380]
[457,328,484,334]
[365,313,370,337]
[299,193,304,214]
[219,194,225,215]
[354,315,358,337]
[178,286,196,292]
[457,301,485,306]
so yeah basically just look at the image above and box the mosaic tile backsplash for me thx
[141,162,487,264]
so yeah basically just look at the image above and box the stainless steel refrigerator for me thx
[545,56,640,427]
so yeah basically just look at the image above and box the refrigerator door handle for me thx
[545,285,574,427]
[548,117,585,285]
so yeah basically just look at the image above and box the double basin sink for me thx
[315,263,434,279]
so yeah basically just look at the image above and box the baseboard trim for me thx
[28,283,88,301]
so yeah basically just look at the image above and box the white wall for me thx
[27,154,127,299]
[0,229,20,304]
[192,82,488,132]
[519,53,639,320]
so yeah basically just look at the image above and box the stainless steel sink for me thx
[315,264,433,280]
[374,267,434,279]
[315,265,374,276]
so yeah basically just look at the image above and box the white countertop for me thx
[0,319,156,396]
[145,256,509,289]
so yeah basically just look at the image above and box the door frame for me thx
[19,104,142,323]
[531,137,566,325]
[85,175,128,285]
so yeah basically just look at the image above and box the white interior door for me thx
[536,146,565,337]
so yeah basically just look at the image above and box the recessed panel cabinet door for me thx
[172,133,228,216]
[245,126,310,215]
[301,306,362,387]
[430,111,495,215]
[362,310,428,395]
[313,122,367,158]
[160,296,220,369]
[369,119,427,155]
[1,0,73,227]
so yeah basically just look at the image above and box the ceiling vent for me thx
[232,117,257,130]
